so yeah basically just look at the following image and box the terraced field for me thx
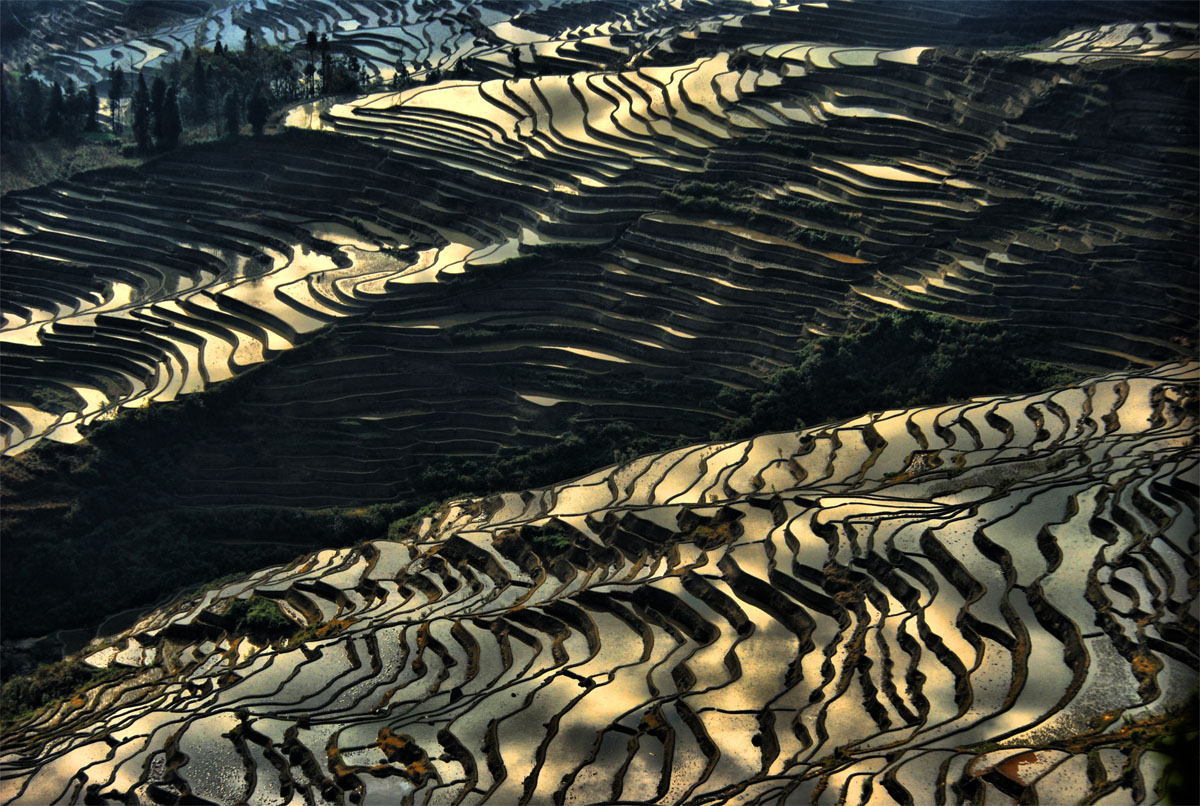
[1,2,1197,801]
[3,362,1196,804]
[3,1,1196,507]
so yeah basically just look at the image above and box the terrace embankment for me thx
[2,362,1195,805]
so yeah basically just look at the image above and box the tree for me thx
[391,60,409,90]
[303,30,318,96]
[44,81,65,137]
[132,72,151,153]
[190,59,208,126]
[303,61,316,96]
[223,89,239,138]
[85,84,99,131]
[246,82,268,136]
[21,73,43,138]
[160,84,182,149]
[63,78,88,139]
[0,74,17,139]
[319,33,331,92]
[262,48,299,101]
[150,75,166,141]
[321,53,361,95]
[108,66,125,133]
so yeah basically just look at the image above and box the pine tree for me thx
[21,74,44,138]
[0,74,16,139]
[391,60,409,90]
[160,84,182,149]
[304,62,316,96]
[150,75,166,141]
[319,34,331,93]
[108,66,125,133]
[132,72,151,153]
[44,81,65,137]
[190,59,208,126]
[223,90,240,138]
[85,84,99,131]
[247,81,268,136]
[347,54,365,90]
[63,79,88,143]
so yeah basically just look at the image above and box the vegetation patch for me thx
[1,661,130,731]
[661,179,753,217]
[225,596,294,636]
[775,197,855,224]
[713,311,1086,439]
[386,500,444,541]
[416,420,686,500]
[791,226,861,252]
[223,594,350,645]
[532,529,571,550]
[521,241,604,258]
[24,385,85,416]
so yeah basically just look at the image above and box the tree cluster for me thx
[712,311,1083,439]
[3,26,370,154]
[1,64,99,142]
[302,30,370,97]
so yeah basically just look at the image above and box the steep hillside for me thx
[1,3,1197,796]
[2,0,1197,661]
[4,15,1196,466]
[2,362,1195,804]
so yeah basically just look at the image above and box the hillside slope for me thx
[2,361,1195,805]
[4,19,1196,492]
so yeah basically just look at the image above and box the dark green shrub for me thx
[225,596,293,634]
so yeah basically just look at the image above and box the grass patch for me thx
[1034,195,1087,221]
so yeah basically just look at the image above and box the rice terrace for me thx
[0,0,1197,804]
